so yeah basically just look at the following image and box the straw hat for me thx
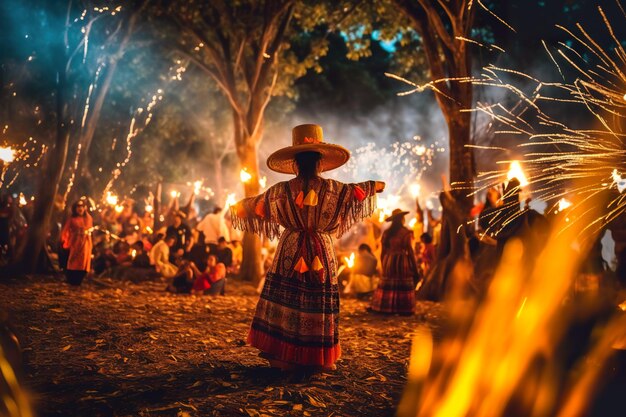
[266,124,350,174]
[385,208,409,222]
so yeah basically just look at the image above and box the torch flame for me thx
[224,193,237,209]
[114,205,124,213]
[0,146,15,163]
[506,161,529,187]
[170,190,180,199]
[343,252,355,269]
[105,192,118,206]
[259,176,267,189]
[144,204,153,213]
[240,168,252,183]
[18,193,27,207]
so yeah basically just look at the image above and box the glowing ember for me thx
[240,168,252,183]
[114,205,124,213]
[343,252,355,269]
[131,249,137,259]
[0,146,15,163]
[410,183,421,198]
[612,169,626,194]
[105,192,118,206]
[18,193,27,207]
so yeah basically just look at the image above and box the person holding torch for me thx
[231,124,385,371]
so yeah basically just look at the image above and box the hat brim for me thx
[385,211,409,222]
[266,143,350,175]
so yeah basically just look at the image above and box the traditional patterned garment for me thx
[232,178,377,367]
[61,214,93,272]
[370,227,417,314]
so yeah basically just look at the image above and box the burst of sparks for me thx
[468,5,626,237]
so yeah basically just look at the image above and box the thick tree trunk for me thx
[236,125,263,283]
[14,52,70,273]
[447,109,474,211]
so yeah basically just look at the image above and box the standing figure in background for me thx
[196,207,230,250]
[231,124,385,371]
[370,208,418,314]
[61,200,93,286]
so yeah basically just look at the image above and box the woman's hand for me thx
[375,181,386,193]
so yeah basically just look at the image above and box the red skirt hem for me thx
[247,328,341,366]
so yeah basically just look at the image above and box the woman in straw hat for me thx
[369,208,418,314]
[231,124,385,371]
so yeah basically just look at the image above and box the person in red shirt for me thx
[192,255,226,295]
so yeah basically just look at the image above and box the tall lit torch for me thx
[240,168,252,183]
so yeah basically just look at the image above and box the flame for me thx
[410,183,421,198]
[259,176,267,189]
[144,204,153,213]
[612,169,626,193]
[114,205,124,213]
[343,252,355,269]
[240,168,252,183]
[105,192,118,206]
[557,198,572,212]
[0,146,15,163]
[131,249,137,258]
[224,193,237,209]
[506,161,528,187]
[409,218,417,228]
[170,190,180,198]
[145,226,153,234]
[18,193,27,207]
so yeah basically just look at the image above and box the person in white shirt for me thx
[196,207,229,245]
[149,235,178,278]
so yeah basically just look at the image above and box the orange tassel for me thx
[303,190,318,206]
[254,200,266,218]
[236,203,246,218]
[295,191,304,208]
[354,185,366,202]
[311,256,323,272]
[293,256,309,273]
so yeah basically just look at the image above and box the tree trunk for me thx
[14,50,70,273]
[236,125,263,283]
[447,108,474,211]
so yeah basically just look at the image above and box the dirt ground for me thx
[0,274,444,417]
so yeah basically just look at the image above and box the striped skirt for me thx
[248,272,341,366]
[370,252,416,314]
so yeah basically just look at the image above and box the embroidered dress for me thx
[370,227,416,314]
[232,178,377,367]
